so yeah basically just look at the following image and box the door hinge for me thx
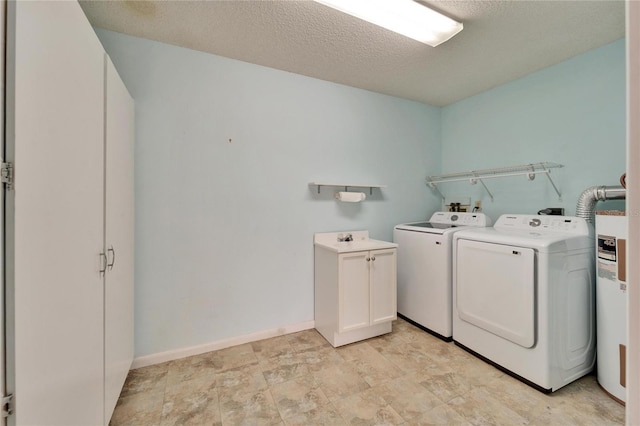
[1,162,14,190]
[2,394,14,417]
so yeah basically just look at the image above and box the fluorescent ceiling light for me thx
[314,0,463,47]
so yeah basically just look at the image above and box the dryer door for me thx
[456,239,535,348]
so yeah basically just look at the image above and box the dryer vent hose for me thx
[575,186,626,223]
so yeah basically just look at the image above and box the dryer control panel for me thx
[494,214,590,235]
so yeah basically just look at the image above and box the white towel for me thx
[335,191,366,202]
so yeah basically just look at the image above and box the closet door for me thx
[0,1,6,421]
[5,1,105,425]
[104,56,135,422]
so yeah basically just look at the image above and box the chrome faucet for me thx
[338,233,353,242]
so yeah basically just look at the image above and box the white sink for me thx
[314,231,397,253]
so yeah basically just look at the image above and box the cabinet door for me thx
[370,249,397,325]
[338,252,370,332]
[0,0,6,412]
[5,1,106,425]
[104,56,135,423]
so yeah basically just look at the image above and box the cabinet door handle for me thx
[107,246,116,270]
[99,252,107,276]
[366,257,371,262]
[371,257,376,261]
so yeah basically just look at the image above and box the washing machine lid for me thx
[453,214,593,252]
[394,221,458,234]
[395,212,492,234]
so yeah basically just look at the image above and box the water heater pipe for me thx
[575,185,626,223]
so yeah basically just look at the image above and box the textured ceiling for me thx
[79,0,625,106]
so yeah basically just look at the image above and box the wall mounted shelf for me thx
[310,182,387,195]
[426,162,564,201]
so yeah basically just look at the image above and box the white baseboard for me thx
[130,320,316,369]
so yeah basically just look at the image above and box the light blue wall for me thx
[441,39,626,219]
[96,30,442,357]
[97,29,625,359]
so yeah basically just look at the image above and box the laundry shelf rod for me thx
[426,162,563,201]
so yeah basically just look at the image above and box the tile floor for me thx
[110,318,625,425]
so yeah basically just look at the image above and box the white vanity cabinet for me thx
[314,231,397,347]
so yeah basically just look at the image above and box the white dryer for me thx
[453,214,595,393]
[393,212,492,340]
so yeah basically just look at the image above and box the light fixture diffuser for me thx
[314,0,463,47]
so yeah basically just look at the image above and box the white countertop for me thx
[314,230,397,253]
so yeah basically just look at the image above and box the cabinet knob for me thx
[366,257,370,261]
[371,257,376,261]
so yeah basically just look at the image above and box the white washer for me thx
[393,212,492,340]
[453,214,595,393]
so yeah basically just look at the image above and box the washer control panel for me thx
[429,211,492,227]
[495,214,590,234]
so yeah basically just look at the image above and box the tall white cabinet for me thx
[4,1,134,425]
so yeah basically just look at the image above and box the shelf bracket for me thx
[342,186,374,195]
[427,182,445,200]
[470,175,494,201]
[542,166,562,200]
[469,175,493,201]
